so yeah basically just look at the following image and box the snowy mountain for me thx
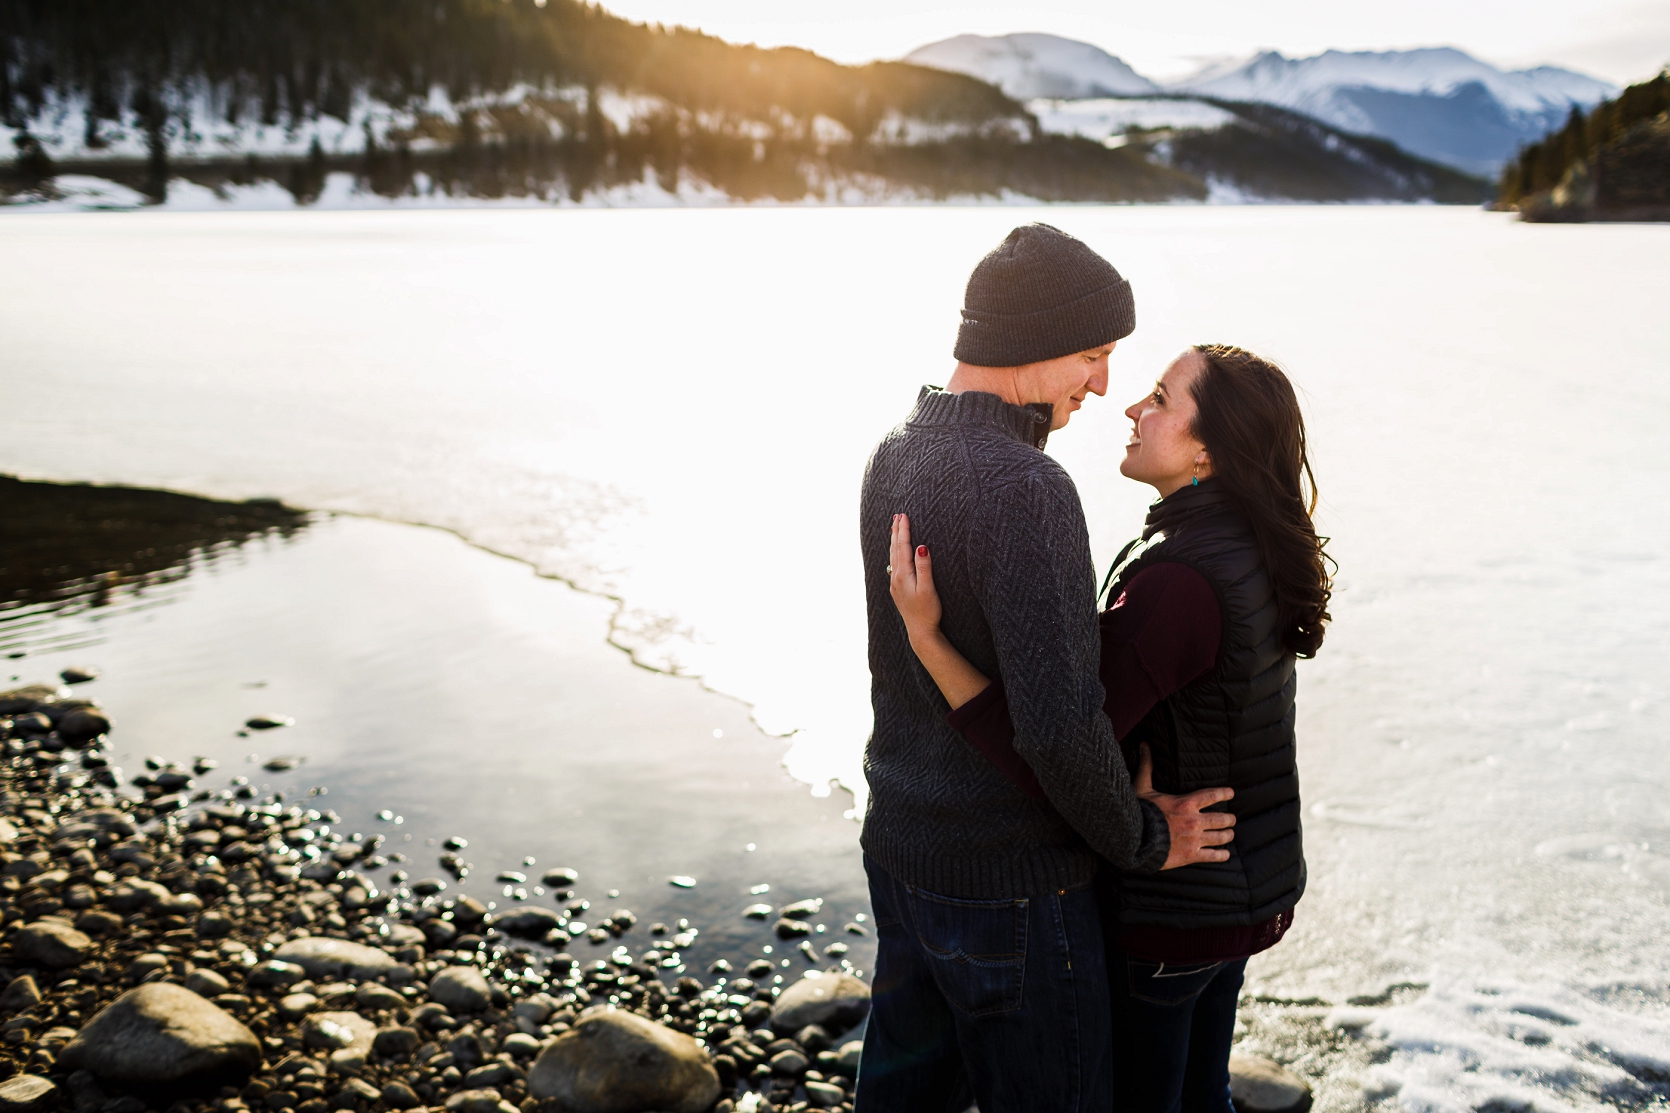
[1172,47,1616,175]
[905,33,1158,100]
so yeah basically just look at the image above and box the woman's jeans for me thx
[1107,950,1249,1113]
[854,855,1112,1113]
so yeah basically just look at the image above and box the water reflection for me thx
[0,474,308,655]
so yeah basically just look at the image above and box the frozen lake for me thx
[2,205,1668,1113]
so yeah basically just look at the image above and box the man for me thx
[855,225,1234,1111]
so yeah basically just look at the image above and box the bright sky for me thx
[600,0,1670,86]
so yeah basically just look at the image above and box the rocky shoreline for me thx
[0,679,874,1113]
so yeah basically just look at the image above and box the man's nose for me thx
[1088,367,1110,397]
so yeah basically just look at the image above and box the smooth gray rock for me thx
[184,970,231,998]
[380,1082,420,1110]
[354,982,405,1011]
[501,1033,541,1057]
[463,1062,519,1088]
[0,976,42,1015]
[804,1080,844,1109]
[769,1048,808,1075]
[13,920,94,968]
[492,907,563,939]
[771,972,871,1035]
[1229,1054,1313,1113]
[0,1075,56,1113]
[428,966,491,1012]
[302,1010,377,1052]
[58,983,261,1089]
[444,1090,508,1113]
[834,1039,862,1075]
[274,937,396,981]
[527,1009,721,1113]
[372,1027,421,1056]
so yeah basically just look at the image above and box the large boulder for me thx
[58,983,261,1092]
[1229,1054,1313,1113]
[527,1009,720,1113]
[273,938,396,981]
[771,972,871,1036]
[12,920,94,968]
[429,967,491,1012]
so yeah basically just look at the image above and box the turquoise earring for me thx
[1192,475,1199,487]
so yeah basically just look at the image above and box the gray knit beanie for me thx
[953,224,1135,366]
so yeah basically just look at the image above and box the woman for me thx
[887,344,1331,1113]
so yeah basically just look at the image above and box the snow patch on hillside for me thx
[906,33,1157,100]
[1029,98,1237,143]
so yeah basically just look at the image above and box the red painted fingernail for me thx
[918,546,927,557]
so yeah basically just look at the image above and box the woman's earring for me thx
[1191,469,1199,487]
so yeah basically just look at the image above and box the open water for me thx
[2,206,1668,1113]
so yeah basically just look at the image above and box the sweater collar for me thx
[909,386,1055,451]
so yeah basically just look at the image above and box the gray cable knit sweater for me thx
[859,387,1170,899]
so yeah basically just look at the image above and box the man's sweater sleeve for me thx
[971,470,1171,873]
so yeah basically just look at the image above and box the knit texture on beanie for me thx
[954,223,1135,367]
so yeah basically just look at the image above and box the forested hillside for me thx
[1,0,1483,206]
[1497,70,1670,220]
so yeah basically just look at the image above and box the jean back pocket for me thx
[1125,958,1224,1007]
[906,886,1028,1017]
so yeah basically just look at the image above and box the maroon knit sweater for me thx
[945,560,1292,962]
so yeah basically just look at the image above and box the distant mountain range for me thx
[905,34,1617,176]
[0,3,1492,209]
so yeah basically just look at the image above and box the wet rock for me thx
[245,960,307,989]
[540,868,578,888]
[795,1024,831,1052]
[278,994,319,1020]
[443,1090,508,1113]
[1229,1054,1313,1113]
[834,1040,862,1075]
[58,709,111,740]
[60,667,101,684]
[185,970,230,997]
[372,1027,421,1057]
[274,938,396,981]
[12,919,94,967]
[0,975,43,1015]
[11,713,50,734]
[501,1033,541,1058]
[774,918,812,939]
[743,904,773,919]
[804,1080,844,1109]
[337,1079,380,1105]
[305,1010,376,1058]
[0,685,62,713]
[379,1082,419,1110]
[58,982,261,1090]
[0,1076,56,1113]
[463,1062,518,1089]
[771,972,871,1036]
[104,878,170,912]
[527,1009,721,1113]
[493,907,562,939]
[247,716,295,730]
[780,898,823,919]
[354,982,404,1011]
[428,967,491,1012]
[769,1048,808,1075]
[196,911,235,938]
[668,876,696,888]
[746,959,774,978]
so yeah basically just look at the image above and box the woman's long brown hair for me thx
[1189,344,1333,658]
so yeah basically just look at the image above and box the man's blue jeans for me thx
[1107,950,1249,1113]
[853,855,1112,1113]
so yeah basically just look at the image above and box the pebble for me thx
[59,666,101,684]
[58,982,261,1088]
[804,1079,845,1108]
[541,867,579,887]
[743,904,773,919]
[246,716,295,730]
[780,898,824,918]
[274,936,397,980]
[11,920,94,968]
[355,982,406,1011]
[185,969,231,997]
[372,1026,422,1056]
[380,1082,420,1109]
[493,907,563,939]
[57,709,111,740]
[0,976,42,1015]
[668,875,697,888]
[774,918,812,939]
[501,1033,542,1057]
[1229,1054,1313,1113]
[0,1076,56,1113]
[444,1089,510,1113]
[429,966,492,1012]
[527,1009,721,1113]
[772,972,872,1036]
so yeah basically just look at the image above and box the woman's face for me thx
[1120,349,1212,497]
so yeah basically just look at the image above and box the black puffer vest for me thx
[1103,480,1305,928]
